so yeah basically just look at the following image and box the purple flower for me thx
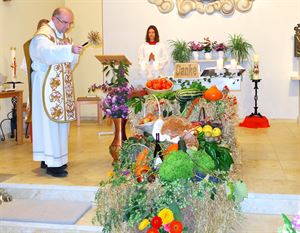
[102,82,133,118]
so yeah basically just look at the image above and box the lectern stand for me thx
[94,55,131,136]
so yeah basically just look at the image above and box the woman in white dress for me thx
[138,25,169,80]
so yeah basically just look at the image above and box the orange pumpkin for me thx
[203,85,223,101]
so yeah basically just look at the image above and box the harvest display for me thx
[94,78,244,233]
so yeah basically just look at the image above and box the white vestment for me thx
[138,42,168,80]
[29,21,78,167]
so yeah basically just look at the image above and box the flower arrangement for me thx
[188,41,203,52]
[138,208,183,233]
[213,42,227,52]
[88,61,133,118]
[202,37,216,53]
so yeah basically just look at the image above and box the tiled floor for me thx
[237,119,300,194]
[1,119,300,194]
[1,119,300,232]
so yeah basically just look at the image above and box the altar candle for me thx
[253,54,259,63]
[230,59,237,69]
[216,58,223,70]
[10,47,16,81]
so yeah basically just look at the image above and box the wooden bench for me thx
[76,97,102,127]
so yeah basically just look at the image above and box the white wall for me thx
[103,0,300,119]
[0,0,64,135]
[65,0,103,118]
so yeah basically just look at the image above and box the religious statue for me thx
[295,24,300,57]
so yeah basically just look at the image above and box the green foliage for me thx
[228,34,253,64]
[188,149,215,173]
[278,214,296,233]
[127,92,176,114]
[159,151,194,181]
[169,40,192,63]
[198,133,234,172]
[233,180,248,203]
[103,60,129,86]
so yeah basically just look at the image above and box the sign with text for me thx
[174,63,199,78]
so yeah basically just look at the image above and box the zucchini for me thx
[175,88,203,103]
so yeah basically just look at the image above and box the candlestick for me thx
[10,47,17,82]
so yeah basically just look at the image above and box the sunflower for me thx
[158,208,174,225]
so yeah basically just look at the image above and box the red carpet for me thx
[239,115,270,128]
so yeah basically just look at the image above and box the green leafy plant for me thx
[228,34,253,64]
[198,133,234,172]
[169,40,192,63]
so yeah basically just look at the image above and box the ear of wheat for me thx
[82,31,102,47]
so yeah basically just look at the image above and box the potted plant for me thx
[169,40,192,63]
[228,34,253,64]
[188,41,203,60]
[202,37,215,60]
[213,42,227,59]
[88,61,133,162]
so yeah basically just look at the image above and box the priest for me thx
[28,7,82,177]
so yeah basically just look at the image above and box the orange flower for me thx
[169,220,183,233]
[147,228,159,233]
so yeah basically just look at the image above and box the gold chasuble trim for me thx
[36,25,76,123]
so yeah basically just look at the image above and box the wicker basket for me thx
[135,95,161,134]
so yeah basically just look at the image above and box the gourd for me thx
[175,88,203,103]
[203,85,223,101]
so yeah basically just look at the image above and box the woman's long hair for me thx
[145,25,160,43]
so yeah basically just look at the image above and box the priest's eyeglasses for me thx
[55,16,73,26]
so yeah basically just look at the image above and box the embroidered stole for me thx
[35,25,76,123]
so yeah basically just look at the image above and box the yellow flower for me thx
[107,171,115,178]
[138,219,150,231]
[158,208,174,225]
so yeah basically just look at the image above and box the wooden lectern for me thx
[95,55,131,66]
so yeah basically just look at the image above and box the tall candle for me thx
[253,54,259,63]
[10,47,17,82]
[216,58,223,70]
[230,59,237,69]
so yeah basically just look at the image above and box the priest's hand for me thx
[72,45,83,54]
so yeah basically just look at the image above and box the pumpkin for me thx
[135,148,150,176]
[203,85,223,101]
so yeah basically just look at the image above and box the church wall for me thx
[103,0,300,119]
[0,0,64,136]
[65,0,104,119]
